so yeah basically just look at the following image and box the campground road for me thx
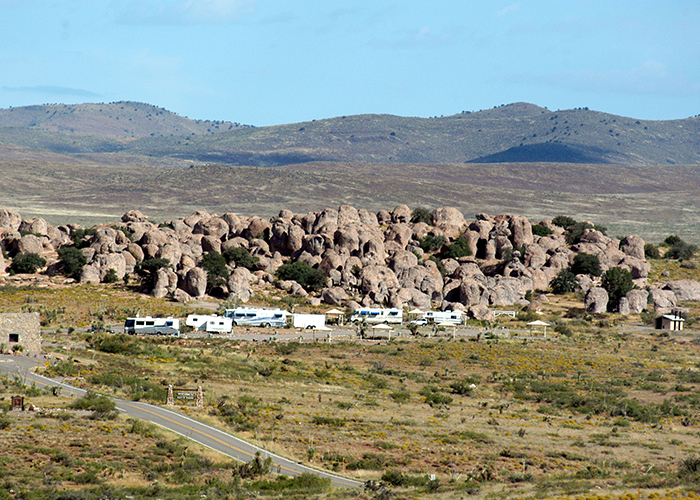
[0,355,363,489]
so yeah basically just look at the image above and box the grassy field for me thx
[2,272,700,499]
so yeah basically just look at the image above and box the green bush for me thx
[552,215,577,229]
[566,221,594,245]
[71,228,96,248]
[551,269,579,294]
[223,246,259,271]
[601,267,634,312]
[418,234,446,253]
[102,268,119,284]
[136,258,171,289]
[10,253,46,274]
[532,224,554,237]
[410,207,433,225]
[441,237,472,259]
[57,246,87,280]
[644,244,661,260]
[70,390,118,420]
[202,251,229,291]
[275,261,327,292]
[571,253,602,277]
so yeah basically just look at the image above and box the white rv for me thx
[350,307,403,325]
[423,310,463,325]
[185,314,233,334]
[223,307,290,327]
[124,316,180,336]
[292,313,326,329]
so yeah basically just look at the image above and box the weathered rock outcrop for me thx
[2,205,685,319]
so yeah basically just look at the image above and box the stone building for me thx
[0,313,41,354]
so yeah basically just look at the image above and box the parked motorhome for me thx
[423,310,463,325]
[124,316,180,336]
[292,313,326,329]
[223,307,289,327]
[185,314,233,334]
[350,308,403,325]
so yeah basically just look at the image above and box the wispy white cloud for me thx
[1,85,101,98]
[116,0,257,26]
[496,3,520,17]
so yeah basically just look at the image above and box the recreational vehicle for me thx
[185,314,233,334]
[423,310,463,325]
[124,316,180,336]
[292,313,326,330]
[350,307,403,325]
[223,307,289,327]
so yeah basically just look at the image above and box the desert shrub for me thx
[441,237,472,259]
[554,324,573,337]
[418,234,446,253]
[90,333,141,355]
[419,386,453,407]
[223,246,259,271]
[232,452,272,479]
[410,207,433,225]
[275,261,327,292]
[565,221,594,244]
[449,379,476,396]
[666,239,698,260]
[102,269,119,284]
[552,215,577,229]
[252,473,331,493]
[601,267,634,312]
[551,269,578,294]
[382,469,407,486]
[312,416,345,427]
[384,389,409,404]
[10,253,46,274]
[532,224,554,237]
[571,253,602,277]
[663,235,682,246]
[136,258,171,289]
[70,390,118,420]
[57,246,87,280]
[70,228,96,248]
[201,251,229,291]
[644,243,661,259]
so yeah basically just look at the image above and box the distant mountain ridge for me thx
[1,101,698,166]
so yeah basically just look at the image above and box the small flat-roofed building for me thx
[656,314,684,331]
[0,312,41,354]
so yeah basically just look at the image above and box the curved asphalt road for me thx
[0,355,362,489]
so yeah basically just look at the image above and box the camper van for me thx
[350,307,403,325]
[185,314,233,334]
[124,316,180,336]
[223,307,290,327]
[423,310,463,325]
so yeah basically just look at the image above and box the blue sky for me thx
[1,1,698,126]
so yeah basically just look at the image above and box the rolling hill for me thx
[0,101,699,242]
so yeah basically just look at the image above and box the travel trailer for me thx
[124,316,180,336]
[223,307,290,327]
[185,314,233,334]
[423,310,463,325]
[292,313,326,329]
[349,307,403,325]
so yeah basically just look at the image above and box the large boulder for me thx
[432,207,466,238]
[182,267,207,298]
[650,288,676,312]
[321,287,350,306]
[122,210,148,223]
[663,280,700,302]
[227,268,254,303]
[360,265,400,304]
[620,235,645,260]
[0,208,22,231]
[585,287,609,314]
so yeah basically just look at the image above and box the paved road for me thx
[0,355,362,489]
